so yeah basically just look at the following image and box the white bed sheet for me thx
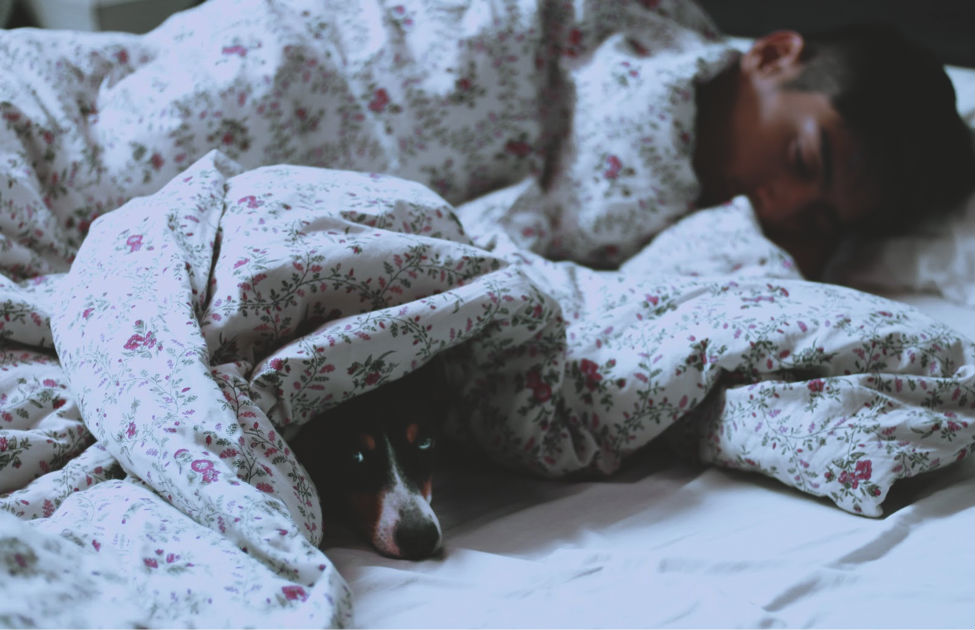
[324,290,974,629]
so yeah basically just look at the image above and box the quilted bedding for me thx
[1,0,973,627]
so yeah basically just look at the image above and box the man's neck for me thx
[692,54,742,208]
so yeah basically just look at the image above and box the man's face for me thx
[718,32,881,272]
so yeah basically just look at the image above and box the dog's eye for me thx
[351,450,366,464]
[416,436,435,451]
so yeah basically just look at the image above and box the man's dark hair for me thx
[787,23,974,234]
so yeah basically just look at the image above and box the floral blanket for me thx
[1,0,973,627]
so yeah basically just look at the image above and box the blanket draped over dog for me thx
[1,0,972,626]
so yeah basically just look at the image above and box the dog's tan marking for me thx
[405,423,419,444]
[357,433,377,451]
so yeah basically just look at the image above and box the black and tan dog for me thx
[291,366,444,559]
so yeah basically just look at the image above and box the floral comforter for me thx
[1,0,973,627]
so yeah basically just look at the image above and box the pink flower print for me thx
[603,155,623,180]
[365,372,381,386]
[854,460,872,481]
[368,88,390,113]
[256,482,274,493]
[525,369,552,402]
[126,422,136,438]
[0,436,7,451]
[238,195,261,208]
[564,28,584,57]
[126,234,143,252]
[533,382,552,402]
[282,585,308,601]
[505,140,532,158]
[807,379,825,393]
[222,44,247,57]
[579,359,602,390]
[144,558,158,569]
[115,49,129,64]
[838,459,872,489]
[124,330,156,351]
[191,459,220,483]
[456,77,472,91]
[150,153,164,170]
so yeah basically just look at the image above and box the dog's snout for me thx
[394,516,442,560]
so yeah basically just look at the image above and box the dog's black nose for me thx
[394,519,442,559]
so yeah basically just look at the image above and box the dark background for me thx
[696,0,974,67]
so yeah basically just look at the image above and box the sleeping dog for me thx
[291,366,444,560]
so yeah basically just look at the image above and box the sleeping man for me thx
[468,13,974,280]
[692,24,975,278]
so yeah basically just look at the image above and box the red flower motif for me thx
[504,140,532,158]
[533,382,552,402]
[807,379,825,393]
[191,459,220,483]
[603,155,622,180]
[579,359,602,390]
[854,459,872,481]
[282,585,308,601]
[368,88,390,113]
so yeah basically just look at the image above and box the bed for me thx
[1,0,973,627]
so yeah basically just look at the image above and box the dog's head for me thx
[292,367,443,559]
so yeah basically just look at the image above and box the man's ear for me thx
[741,31,805,79]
